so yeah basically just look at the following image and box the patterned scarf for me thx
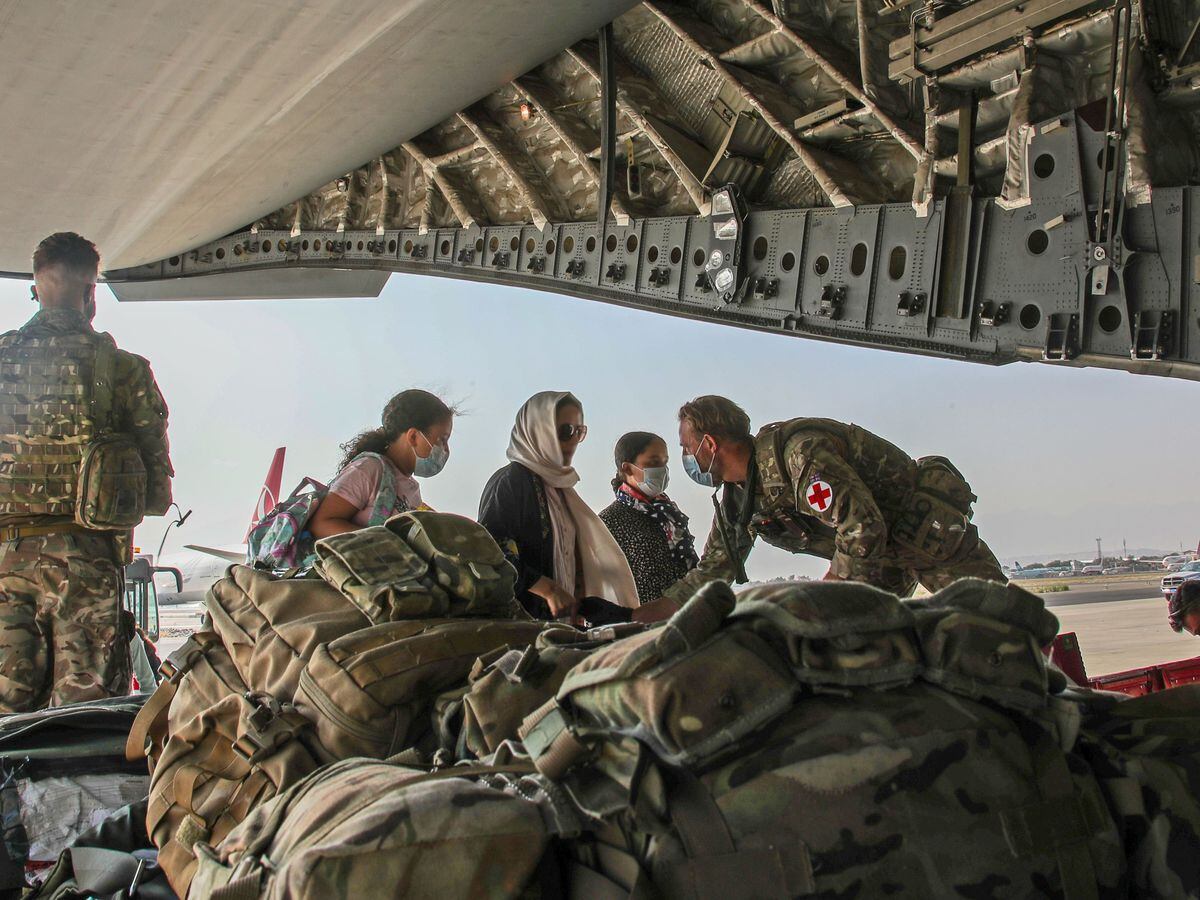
[615,485,700,568]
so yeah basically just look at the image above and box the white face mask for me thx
[633,465,669,498]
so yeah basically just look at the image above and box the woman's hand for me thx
[529,577,578,621]
[632,596,680,624]
[578,596,632,626]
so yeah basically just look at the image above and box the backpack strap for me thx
[663,769,801,899]
[126,632,221,761]
[358,452,404,525]
[90,334,119,435]
[1000,729,1105,900]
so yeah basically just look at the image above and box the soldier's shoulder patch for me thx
[805,479,834,513]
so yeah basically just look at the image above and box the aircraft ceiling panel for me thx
[0,0,636,273]
[108,268,390,303]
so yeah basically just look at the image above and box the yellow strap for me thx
[1,522,92,541]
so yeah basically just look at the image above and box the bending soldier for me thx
[636,396,1004,622]
[0,233,172,712]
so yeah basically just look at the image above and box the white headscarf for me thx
[507,391,639,609]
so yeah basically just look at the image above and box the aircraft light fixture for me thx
[713,267,735,293]
[707,249,724,271]
[710,189,735,217]
[519,101,533,122]
[712,217,739,240]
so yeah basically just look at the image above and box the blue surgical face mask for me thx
[413,432,448,478]
[682,437,715,488]
[635,465,669,498]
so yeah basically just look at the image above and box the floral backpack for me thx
[246,453,403,570]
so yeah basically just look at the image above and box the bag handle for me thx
[285,476,328,497]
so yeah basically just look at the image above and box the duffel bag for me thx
[204,565,369,699]
[521,579,1125,899]
[188,759,570,900]
[437,622,644,761]
[1077,683,1200,898]
[293,618,548,761]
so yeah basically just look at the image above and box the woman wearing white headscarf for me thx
[478,391,638,621]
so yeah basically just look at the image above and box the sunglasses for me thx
[557,423,588,443]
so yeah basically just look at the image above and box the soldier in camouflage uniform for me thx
[636,395,1003,621]
[0,233,172,712]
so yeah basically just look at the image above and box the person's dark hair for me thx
[1169,580,1200,632]
[611,431,662,490]
[32,232,100,284]
[678,395,752,445]
[556,394,582,413]
[338,389,453,471]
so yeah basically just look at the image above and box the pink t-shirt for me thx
[328,455,423,526]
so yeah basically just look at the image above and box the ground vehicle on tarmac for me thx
[1162,560,1200,600]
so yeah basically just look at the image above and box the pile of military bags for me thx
[120,510,1200,899]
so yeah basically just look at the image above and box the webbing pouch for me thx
[386,510,519,615]
[730,580,921,687]
[313,526,446,622]
[913,579,1055,711]
[76,435,147,529]
[75,338,147,529]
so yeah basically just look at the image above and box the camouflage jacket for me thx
[662,418,940,603]
[0,308,173,527]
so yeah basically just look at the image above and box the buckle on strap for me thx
[232,693,305,763]
[159,633,216,684]
[520,702,587,780]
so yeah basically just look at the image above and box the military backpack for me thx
[313,510,520,621]
[518,579,1126,899]
[189,759,571,900]
[0,328,146,528]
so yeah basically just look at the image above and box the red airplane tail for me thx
[245,447,286,541]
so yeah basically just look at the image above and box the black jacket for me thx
[599,496,697,604]
[478,462,554,619]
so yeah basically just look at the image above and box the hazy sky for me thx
[1,273,1195,578]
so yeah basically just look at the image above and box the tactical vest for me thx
[0,329,113,518]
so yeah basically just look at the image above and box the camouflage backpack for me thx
[293,618,549,761]
[189,759,574,900]
[127,631,324,898]
[436,622,645,761]
[1075,684,1200,898]
[0,327,147,528]
[519,579,1126,898]
[312,510,520,621]
[126,568,372,896]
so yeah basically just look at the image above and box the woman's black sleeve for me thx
[478,466,545,597]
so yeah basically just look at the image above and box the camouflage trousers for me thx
[0,533,131,713]
[831,526,1005,597]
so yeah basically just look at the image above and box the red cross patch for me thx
[806,480,833,512]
